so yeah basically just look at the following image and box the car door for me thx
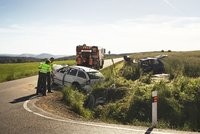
[53,67,68,85]
[76,70,88,86]
[63,68,78,86]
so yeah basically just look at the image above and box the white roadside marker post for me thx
[152,90,158,127]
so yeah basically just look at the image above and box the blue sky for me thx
[0,0,200,55]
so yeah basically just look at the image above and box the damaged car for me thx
[52,65,104,93]
[139,55,167,74]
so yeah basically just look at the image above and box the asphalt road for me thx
[0,58,198,134]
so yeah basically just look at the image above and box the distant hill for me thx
[0,54,18,57]
[56,55,76,60]
[35,53,55,59]
[0,53,68,63]
[0,56,41,63]
[0,53,67,58]
[18,53,67,59]
[18,53,36,58]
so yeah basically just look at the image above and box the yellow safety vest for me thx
[47,63,54,72]
[39,63,50,73]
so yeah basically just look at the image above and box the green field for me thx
[0,60,75,83]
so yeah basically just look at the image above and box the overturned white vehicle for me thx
[52,65,104,92]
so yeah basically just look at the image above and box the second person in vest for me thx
[47,57,54,93]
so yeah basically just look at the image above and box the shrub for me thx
[94,102,129,124]
[151,78,200,131]
[62,86,93,118]
[127,85,152,122]
[177,78,200,131]
[139,73,152,84]
[120,62,140,80]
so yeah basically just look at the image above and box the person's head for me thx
[45,59,50,64]
[50,57,54,63]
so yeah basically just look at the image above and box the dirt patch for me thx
[35,90,85,121]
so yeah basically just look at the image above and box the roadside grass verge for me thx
[92,70,200,131]
[0,60,75,83]
[62,86,93,118]
[62,51,200,131]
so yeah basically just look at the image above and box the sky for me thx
[0,0,200,55]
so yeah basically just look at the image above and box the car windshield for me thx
[87,71,104,79]
[57,67,69,73]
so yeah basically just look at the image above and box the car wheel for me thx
[51,78,57,87]
[72,82,81,90]
[84,94,95,109]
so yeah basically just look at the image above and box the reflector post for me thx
[152,90,157,127]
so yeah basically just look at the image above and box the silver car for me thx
[52,65,104,92]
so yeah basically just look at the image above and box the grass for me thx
[0,60,75,83]
[62,86,93,118]
[62,50,200,131]
[54,60,75,65]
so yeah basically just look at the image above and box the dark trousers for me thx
[47,72,51,92]
[36,72,47,95]
[36,72,42,94]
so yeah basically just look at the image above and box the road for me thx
[0,58,198,134]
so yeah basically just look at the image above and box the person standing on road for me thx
[47,57,54,93]
[36,62,42,95]
[36,60,51,96]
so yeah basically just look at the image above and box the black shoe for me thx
[36,92,41,95]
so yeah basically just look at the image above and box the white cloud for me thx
[1,15,200,55]
[162,0,183,15]
[163,0,177,10]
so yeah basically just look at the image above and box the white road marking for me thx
[23,100,32,112]
[23,99,172,134]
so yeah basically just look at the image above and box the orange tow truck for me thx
[76,44,106,70]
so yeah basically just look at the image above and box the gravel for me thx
[35,90,85,121]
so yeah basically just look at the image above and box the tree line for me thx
[0,57,41,63]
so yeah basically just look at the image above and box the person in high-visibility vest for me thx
[47,57,54,93]
[77,56,81,65]
[89,55,93,66]
[36,60,50,96]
